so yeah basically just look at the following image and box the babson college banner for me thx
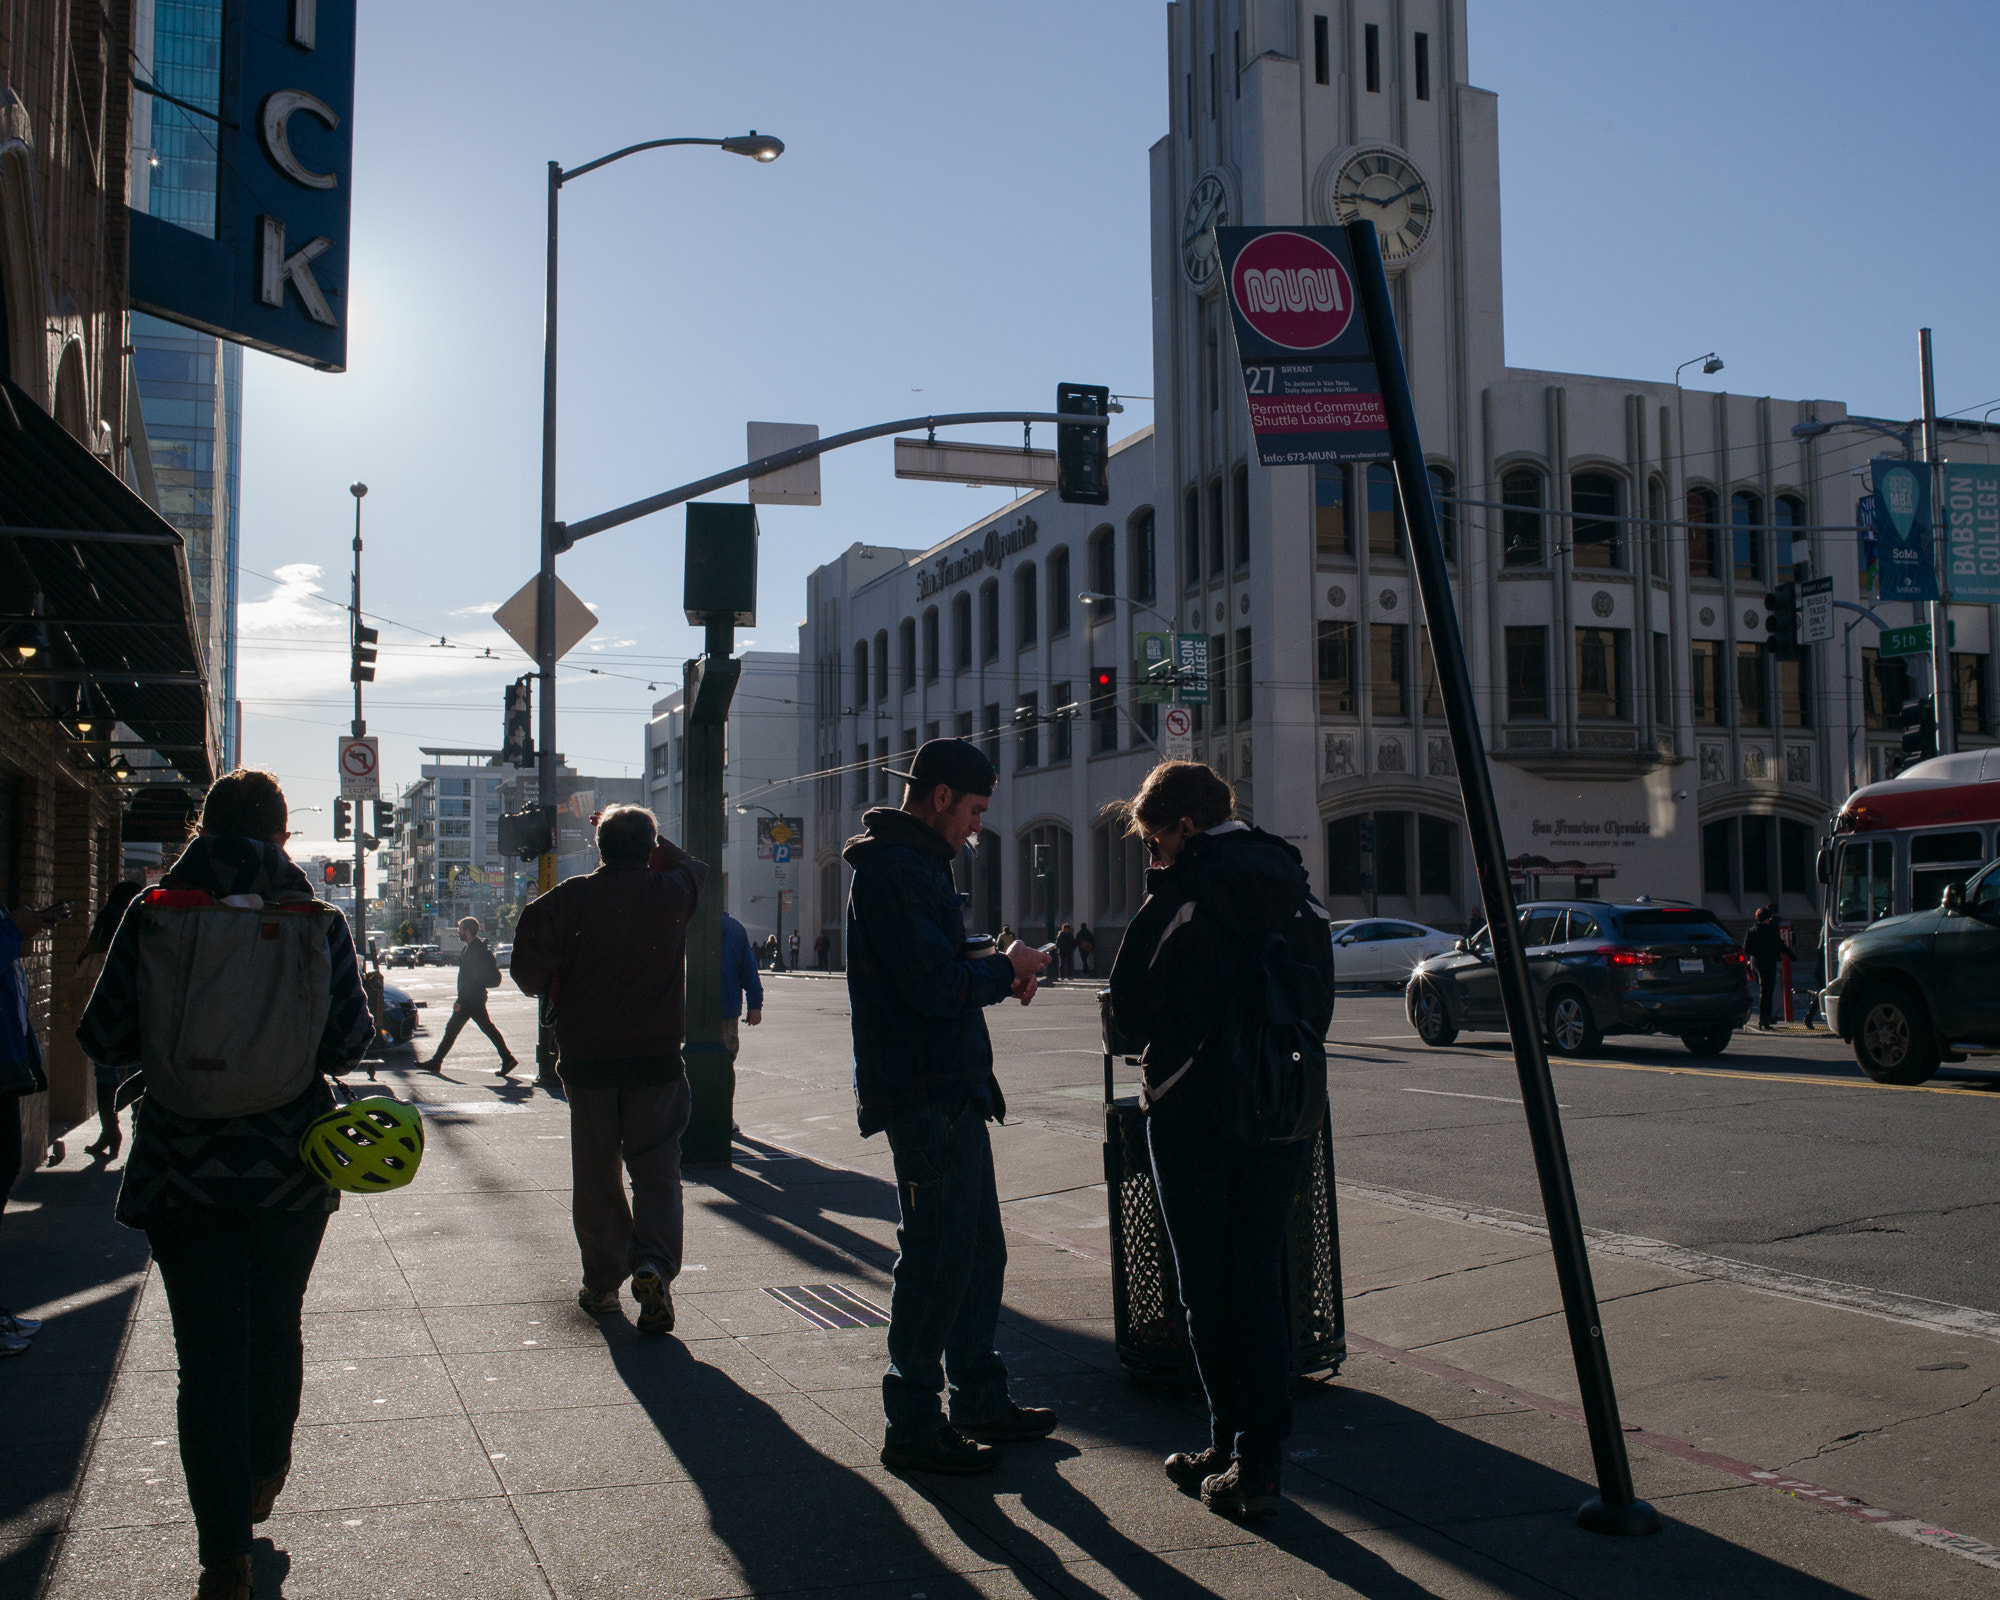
[129,1,356,371]
[1215,225,1388,465]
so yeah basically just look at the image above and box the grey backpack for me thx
[132,895,334,1118]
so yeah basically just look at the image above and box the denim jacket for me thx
[843,808,1015,1135]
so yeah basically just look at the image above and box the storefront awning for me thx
[0,376,214,788]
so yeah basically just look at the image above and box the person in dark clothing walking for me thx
[77,768,373,1600]
[421,917,518,1074]
[1075,922,1095,977]
[1055,923,1076,979]
[1743,905,1787,1030]
[845,739,1052,1475]
[77,879,144,1157]
[512,808,703,1335]
[814,929,830,970]
[3,895,69,1356]
[1109,761,1334,1523]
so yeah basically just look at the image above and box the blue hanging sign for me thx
[1215,226,1389,465]
[128,0,356,371]
[1872,460,1938,602]
[1942,463,2000,603]
[1857,493,1878,596]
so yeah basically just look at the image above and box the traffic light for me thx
[321,861,351,887]
[333,798,351,841]
[1090,666,1117,711]
[1360,816,1378,857]
[1763,583,1803,658]
[1056,382,1110,506]
[351,624,378,683]
[502,676,534,767]
[373,799,394,835]
[498,805,556,861]
[1898,695,1937,765]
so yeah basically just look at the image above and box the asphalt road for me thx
[387,963,2000,1318]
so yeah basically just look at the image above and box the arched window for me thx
[921,607,939,681]
[1015,562,1038,647]
[1686,486,1720,579]
[1501,468,1544,567]
[852,641,868,706]
[1570,470,1622,570]
[1775,494,1806,579]
[952,592,972,670]
[1048,547,1070,635]
[1731,490,1764,584]
[1128,508,1155,602]
[1090,525,1116,602]
[979,580,1000,661]
[1647,476,1667,578]
[1232,463,1251,567]
[872,630,889,701]
[1367,462,1405,561]
[1427,464,1456,563]
[1017,822,1074,932]
[1183,486,1200,588]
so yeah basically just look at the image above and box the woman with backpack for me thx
[78,769,374,1600]
[1107,761,1334,1523]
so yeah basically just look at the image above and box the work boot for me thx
[193,1554,252,1600]
[1200,1459,1282,1520]
[1164,1444,1230,1493]
[879,1425,999,1475]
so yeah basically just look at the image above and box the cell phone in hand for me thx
[38,900,73,919]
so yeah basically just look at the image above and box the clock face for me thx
[1180,173,1229,290]
[1328,146,1434,265]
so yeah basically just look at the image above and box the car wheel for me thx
[1853,984,1940,1085]
[1680,1026,1731,1057]
[1411,982,1458,1047]
[1545,989,1602,1057]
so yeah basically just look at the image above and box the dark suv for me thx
[1405,900,1752,1058]
[1823,856,2000,1084]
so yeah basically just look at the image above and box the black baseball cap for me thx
[885,738,997,797]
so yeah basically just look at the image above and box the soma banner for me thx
[1216,226,1388,465]
[1872,460,1939,602]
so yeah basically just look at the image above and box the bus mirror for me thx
[1942,883,1966,916]
[1814,846,1831,885]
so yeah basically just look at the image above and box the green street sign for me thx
[1174,632,1210,705]
[1879,621,1955,658]
[1135,632,1174,704]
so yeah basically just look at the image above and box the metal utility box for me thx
[1098,989,1345,1389]
[684,502,758,625]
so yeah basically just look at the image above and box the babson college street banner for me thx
[1215,226,1389,465]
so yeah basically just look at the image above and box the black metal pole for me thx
[533,158,562,1088]
[1346,219,1659,1536]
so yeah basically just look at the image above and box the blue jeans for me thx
[1147,1096,1314,1472]
[882,1099,1010,1442]
[146,1209,329,1564]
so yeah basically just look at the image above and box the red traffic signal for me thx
[1093,669,1115,690]
[323,863,338,885]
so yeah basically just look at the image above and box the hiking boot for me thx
[1164,1445,1230,1493]
[1200,1460,1282,1520]
[954,1402,1058,1442]
[880,1425,1000,1475]
[250,1470,286,1524]
[630,1262,674,1335]
[577,1287,620,1316]
[193,1554,252,1600]
[0,1308,43,1338]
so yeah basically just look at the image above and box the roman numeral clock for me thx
[1320,145,1435,266]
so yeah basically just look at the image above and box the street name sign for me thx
[1215,225,1389,465]
[494,573,598,663]
[1879,621,1954,658]
[1800,575,1834,644]
[338,735,379,800]
[894,437,1057,489]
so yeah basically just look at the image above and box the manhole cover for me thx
[766,1285,890,1329]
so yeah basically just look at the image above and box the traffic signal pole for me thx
[349,483,370,960]
[1920,329,1953,757]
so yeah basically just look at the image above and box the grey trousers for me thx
[567,1077,692,1294]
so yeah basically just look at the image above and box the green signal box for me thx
[684,502,759,626]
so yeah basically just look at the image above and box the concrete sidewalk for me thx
[3,1059,1997,1599]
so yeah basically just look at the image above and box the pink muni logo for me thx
[1230,231,1355,351]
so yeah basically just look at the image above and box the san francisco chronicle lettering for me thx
[914,515,1038,599]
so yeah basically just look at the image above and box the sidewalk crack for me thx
[1778,1381,1998,1470]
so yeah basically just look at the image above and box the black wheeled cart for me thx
[1098,989,1345,1390]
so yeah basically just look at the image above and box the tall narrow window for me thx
[922,608,939,681]
[1731,490,1765,584]
[1414,31,1430,100]
[1015,563,1038,647]
[1427,464,1456,562]
[1376,811,1409,896]
[1418,815,1454,897]
[1235,628,1253,721]
[1691,640,1722,725]
[1686,486,1721,579]
[1048,548,1070,635]
[1186,73,1194,140]
[1647,476,1667,578]
[853,641,868,704]
[1232,464,1251,568]
[875,736,889,801]
[1233,30,1241,96]
[1327,815,1364,896]
[1090,528,1114,601]
[1863,648,1908,729]
[1505,627,1549,719]
[873,631,888,700]
[854,744,868,807]
[1207,479,1225,576]
[1780,656,1812,729]
[1419,627,1444,720]
[1313,15,1329,85]
[1736,642,1768,727]
[1652,633,1672,725]
[1570,471,1622,570]
[1211,634,1229,727]
[1776,493,1807,578]
[952,592,972,670]
[1204,302,1219,413]
[1051,683,1072,761]
[980,581,999,662]
[1501,469,1544,567]
[1318,621,1356,715]
[1702,819,1733,895]
[1364,22,1380,91]
[1184,487,1201,586]
[1955,653,1988,736]
[1742,815,1774,896]
[1371,623,1409,718]
[981,702,1000,762]
[1367,462,1405,561]
[1575,628,1630,720]
[1314,462,1350,558]
[1130,509,1155,601]
[1016,691,1039,769]
[898,618,916,691]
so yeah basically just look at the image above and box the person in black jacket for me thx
[1743,905,1787,1030]
[421,917,518,1075]
[1109,761,1332,1522]
[844,739,1050,1475]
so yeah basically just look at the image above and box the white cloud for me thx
[239,564,344,636]
[449,601,502,617]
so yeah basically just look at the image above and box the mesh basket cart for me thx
[1100,988,1345,1390]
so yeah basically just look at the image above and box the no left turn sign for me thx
[339,736,380,800]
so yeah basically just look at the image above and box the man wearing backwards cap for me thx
[843,738,1053,1475]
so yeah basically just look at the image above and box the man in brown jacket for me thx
[511,805,704,1334]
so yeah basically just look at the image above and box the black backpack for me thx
[1195,897,1335,1145]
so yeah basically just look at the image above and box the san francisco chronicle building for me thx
[794,0,2000,964]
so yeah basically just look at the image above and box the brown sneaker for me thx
[631,1261,675,1335]
[194,1553,252,1600]
[1164,1445,1230,1493]
[249,1469,286,1523]
[1201,1459,1282,1520]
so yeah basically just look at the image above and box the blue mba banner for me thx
[1872,460,1939,602]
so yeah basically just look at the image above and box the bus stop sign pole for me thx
[1347,218,1660,1537]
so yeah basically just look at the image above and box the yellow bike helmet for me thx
[300,1096,425,1192]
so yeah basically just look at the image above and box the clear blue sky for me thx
[241,1,2000,871]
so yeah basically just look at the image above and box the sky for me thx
[238,1,2000,876]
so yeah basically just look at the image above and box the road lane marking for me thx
[1399,1087,1564,1107]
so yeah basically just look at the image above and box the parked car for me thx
[1329,919,1461,985]
[376,982,423,1045]
[417,944,446,966]
[1405,900,1751,1058]
[493,942,512,970]
[1823,858,2000,1084]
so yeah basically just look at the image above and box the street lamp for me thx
[1674,352,1724,385]
[1077,590,1175,631]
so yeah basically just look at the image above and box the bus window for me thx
[1835,839,1892,924]
[1910,829,1990,912]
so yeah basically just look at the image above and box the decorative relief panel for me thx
[1785,743,1814,784]
[1699,744,1727,785]
[1325,732,1356,777]
[1742,746,1769,781]
[1375,737,1405,773]
[1426,737,1455,778]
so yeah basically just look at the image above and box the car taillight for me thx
[1597,945,1661,967]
